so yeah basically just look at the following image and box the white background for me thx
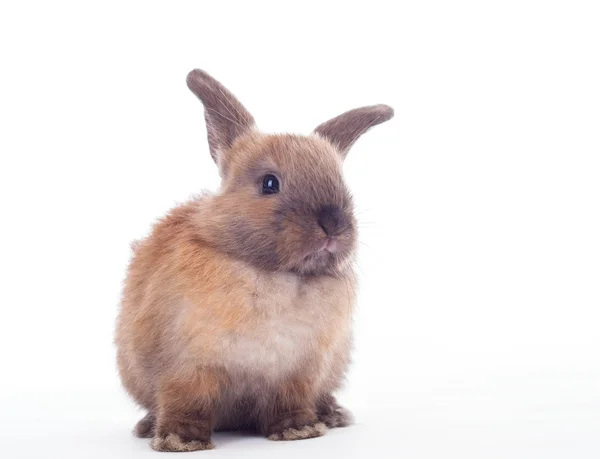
[1,1,599,458]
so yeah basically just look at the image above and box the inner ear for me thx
[186,69,256,164]
[313,104,394,157]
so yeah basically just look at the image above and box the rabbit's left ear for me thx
[313,104,394,158]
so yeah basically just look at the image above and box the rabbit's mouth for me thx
[318,238,339,253]
[292,235,354,276]
[307,236,346,258]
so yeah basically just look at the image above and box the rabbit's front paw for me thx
[151,433,215,452]
[267,410,327,441]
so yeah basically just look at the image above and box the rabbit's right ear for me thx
[186,69,256,164]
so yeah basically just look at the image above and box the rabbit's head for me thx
[187,69,393,276]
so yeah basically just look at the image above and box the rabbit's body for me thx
[115,69,392,452]
[117,195,354,430]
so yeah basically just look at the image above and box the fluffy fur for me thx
[115,69,393,452]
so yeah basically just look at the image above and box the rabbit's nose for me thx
[317,205,347,236]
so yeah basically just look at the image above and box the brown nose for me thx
[317,205,346,236]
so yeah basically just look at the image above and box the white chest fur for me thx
[179,265,354,389]
[212,274,352,388]
[217,271,331,381]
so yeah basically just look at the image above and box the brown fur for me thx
[317,393,354,428]
[134,412,155,438]
[115,69,393,451]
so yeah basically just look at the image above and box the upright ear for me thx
[313,104,394,157]
[186,69,256,163]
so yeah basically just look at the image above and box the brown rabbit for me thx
[115,69,393,452]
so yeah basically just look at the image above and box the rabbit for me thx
[115,69,393,452]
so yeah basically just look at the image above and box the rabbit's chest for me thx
[215,272,337,380]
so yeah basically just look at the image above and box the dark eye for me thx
[261,174,280,194]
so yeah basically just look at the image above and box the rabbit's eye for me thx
[261,174,280,194]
